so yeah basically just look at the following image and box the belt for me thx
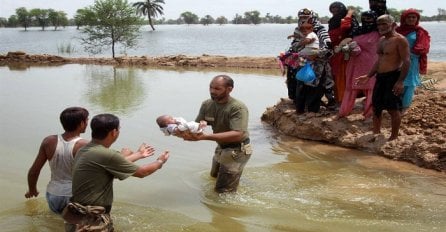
[219,138,250,149]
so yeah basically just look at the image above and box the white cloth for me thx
[298,32,320,56]
[161,117,204,136]
[47,135,81,196]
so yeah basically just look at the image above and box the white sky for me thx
[0,0,443,19]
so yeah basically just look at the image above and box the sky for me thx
[0,0,443,19]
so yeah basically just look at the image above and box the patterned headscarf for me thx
[298,8,322,28]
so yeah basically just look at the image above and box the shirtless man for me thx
[357,15,410,140]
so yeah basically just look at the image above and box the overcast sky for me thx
[0,0,443,19]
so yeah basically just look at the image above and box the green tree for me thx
[200,15,214,25]
[215,16,228,25]
[80,0,143,58]
[15,7,32,31]
[48,9,68,30]
[180,11,198,25]
[74,8,95,29]
[244,11,261,25]
[30,8,49,30]
[0,17,7,27]
[133,0,165,31]
[232,13,243,24]
[7,15,19,27]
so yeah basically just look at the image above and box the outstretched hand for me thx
[157,151,170,164]
[137,143,155,158]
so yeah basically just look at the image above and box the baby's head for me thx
[299,22,314,36]
[156,115,175,128]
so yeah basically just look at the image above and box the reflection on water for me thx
[85,66,145,115]
[0,65,445,232]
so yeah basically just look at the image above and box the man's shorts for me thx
[46,192,70,214]
[372,69,403,116]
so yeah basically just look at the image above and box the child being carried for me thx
[156,115,207,136]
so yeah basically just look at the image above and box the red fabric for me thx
[328,16,353,46]
[339,31,380,118]
[329,15,353,102]
[396,9,431,74]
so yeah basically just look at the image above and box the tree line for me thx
[1,1,446,29]
[1,0,445,59]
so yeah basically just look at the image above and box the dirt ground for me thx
[1,52,445,172]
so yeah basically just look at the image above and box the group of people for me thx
[279,0,430,141]
[25,75,251,231]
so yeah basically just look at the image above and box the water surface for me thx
[0,65,445,231]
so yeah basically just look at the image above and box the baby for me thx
[293,21,319,58]
[156,115,207,136]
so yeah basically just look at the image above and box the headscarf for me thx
[298,8,332,50]
[298,8,321,28]
[369,0,388,17]
[354,10,377,36]
[328,2,360,37]
[396,8,420,36]
[396,8,431,74]
[328,2,348,31]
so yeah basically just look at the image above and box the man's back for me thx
[71,142,138,207]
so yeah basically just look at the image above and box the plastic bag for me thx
[295,62,316,83]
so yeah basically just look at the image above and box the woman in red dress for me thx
[328,2,359,104]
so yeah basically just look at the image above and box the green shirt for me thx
[196,96,249,142]
[71,142,138,207]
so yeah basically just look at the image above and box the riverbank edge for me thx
[1,52,445,172]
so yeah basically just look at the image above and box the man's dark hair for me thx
[90,114,120,139]
[214,74,234,88]
[60,107,89,132]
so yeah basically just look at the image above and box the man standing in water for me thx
[25,107,89,214]
[67,113,169,231]
[357,15,410,140]
[179,75,252,193]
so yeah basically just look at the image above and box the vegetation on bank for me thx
[1,1,445,29]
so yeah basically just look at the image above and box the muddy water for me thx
[0,64,444,232]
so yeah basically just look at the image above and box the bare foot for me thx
[388,136,398,141]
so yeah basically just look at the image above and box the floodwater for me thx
[0,64,445,232]
[1,23,445,61]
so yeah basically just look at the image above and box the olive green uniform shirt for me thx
[71,142,138,207]
[196,96,249,145]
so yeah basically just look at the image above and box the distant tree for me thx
[387,8,403,22]
[347,5,362,19]
[30,8,49,30]
[232,13,243,24]
[215,16,228,25]
[244,11,261,25]
[437,8,446,21]
[200,15,214,25]
[80,0,143,58]
[48,9,68,30]
[74,8,95,29]
[133,0,164,31]
[0,17,7,27]
[7,15,19,27]
[16,7,32,31]
[180,11,199,25]
[284,16,294,24]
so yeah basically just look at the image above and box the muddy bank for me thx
[1,51,445,172]
[0,51,278,69]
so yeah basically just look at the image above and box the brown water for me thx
[0,64,445,232]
